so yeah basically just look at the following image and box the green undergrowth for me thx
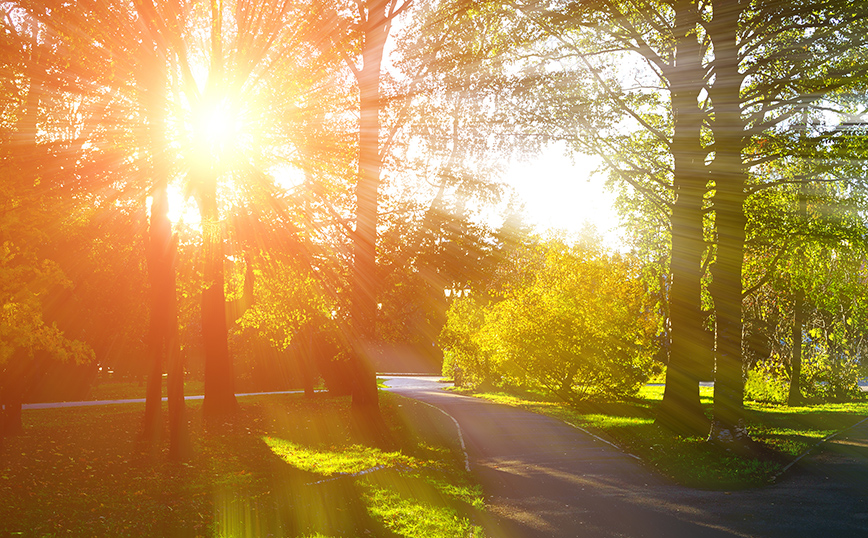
[460,384,868,489]
[1,391,483,537]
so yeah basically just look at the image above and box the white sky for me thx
[504,143,624,249]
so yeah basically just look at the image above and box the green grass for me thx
[1,392,483,537]
[462,384,868,489]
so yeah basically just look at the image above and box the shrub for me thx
[744,361,789,404]
[440,237,660,402]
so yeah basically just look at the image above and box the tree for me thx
[312,0,412,433]
[493,0,868,440]
[705,0,868,443]
[0,4,97,435]
[491,0,712,434]
[128,0,334,417]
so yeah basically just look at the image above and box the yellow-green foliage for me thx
[441,236,660,401]
[1,241,93,365]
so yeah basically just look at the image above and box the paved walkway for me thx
[384,376,868,538]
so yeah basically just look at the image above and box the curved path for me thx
[384,376,868,538]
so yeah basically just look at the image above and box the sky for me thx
[503,143,624,248]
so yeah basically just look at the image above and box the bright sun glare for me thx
[158,86,262,226]
[189,96,243,166]
[505,143,623,249]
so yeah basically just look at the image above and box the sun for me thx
[189,94,244,169]
[162,83,265,215]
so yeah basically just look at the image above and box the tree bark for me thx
[144,184,171,446]
[141,41,189,457]
[707,0,750,446]
[167,279,187,460]
[656,0,710,436]
[788,287,805,406]
[788,131,810,407]
[349,1,392,433]
[200,182,238,417]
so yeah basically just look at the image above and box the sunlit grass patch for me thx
[577,413,654,429]
[747,425,834,456]
[420,475,485,510]
[474,390,560,408]
[263,437,416,476]
[362,481,483,538]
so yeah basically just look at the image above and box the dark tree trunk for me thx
[141,42,189,458]
[788,287,805,406]
[165,236,187,460]
[143,186,168,446]
[707,0,749,446]
[200,183,238,417]
[788,153,809,407]
[656,0,710,436]
[349,1,392,436]
[167,308,188,460]
[142,323,163,445]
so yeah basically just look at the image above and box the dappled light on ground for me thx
[1,392,483,537]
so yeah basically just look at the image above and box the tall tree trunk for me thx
[144,183,170,448]
[198,0,236,418]
[656,0,710,436]
[140,42,164,446]
[707,0,749,446]
[141,42,189,456]
[200,182,238,417]
[788,287,805,405]
[788,188,808,406]
[167,276,187,460]
[156,192,187,459]
[350,1,392,434]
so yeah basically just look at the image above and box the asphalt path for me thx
[384,376,868,538]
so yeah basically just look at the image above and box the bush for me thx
[744,361,789,404]
[800,347,865,401]
[440,299,492,387]
[440,237,660,402]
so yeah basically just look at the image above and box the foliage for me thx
[441,235,660,402]
[744,237,868,403]
[440,297,489,385]
[744,361,791,405]
[0,248,92,365]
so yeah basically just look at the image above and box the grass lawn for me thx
[1,391,484,537]
[459,384,868,489]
